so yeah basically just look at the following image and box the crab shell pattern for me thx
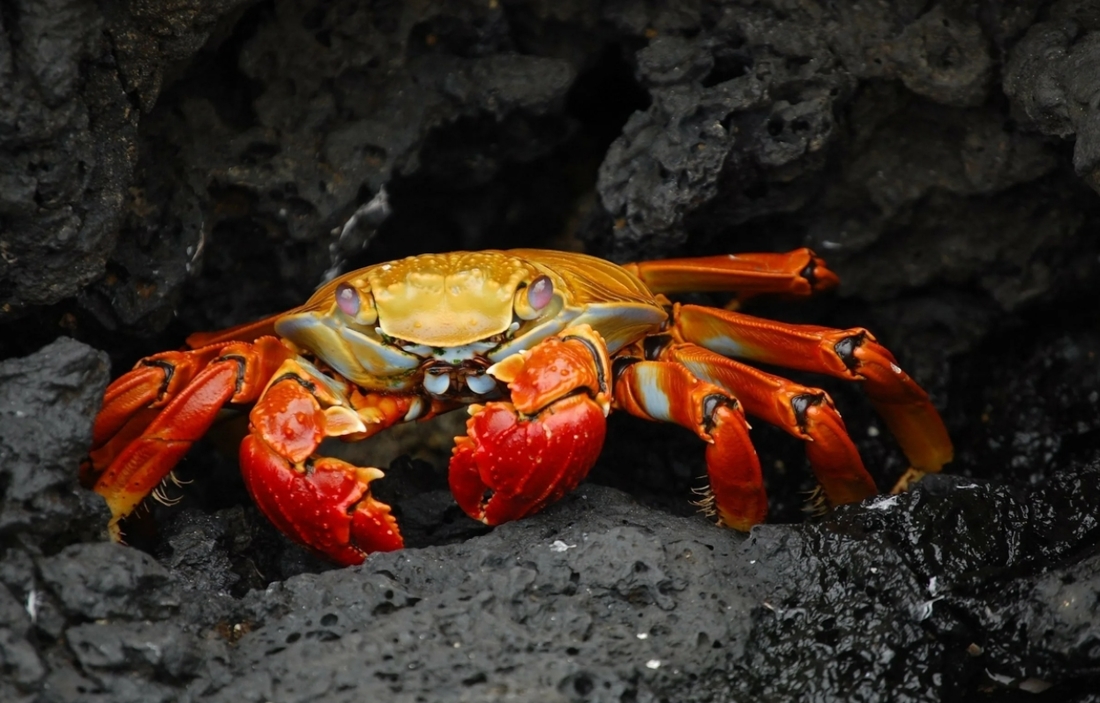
[82,249,952,565]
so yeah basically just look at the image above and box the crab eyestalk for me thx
[513,275,555,320]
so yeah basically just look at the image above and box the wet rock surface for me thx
[2,2,1100,702]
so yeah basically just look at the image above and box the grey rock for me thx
[1004,11,1100,192]
[0,582,45,688]
[37,543,180,621]
[1,2,121,315]
[171,474,1098,702]
[0,337,109,539]
[66,620,210,678]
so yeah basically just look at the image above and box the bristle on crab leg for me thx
[82,338,294,542]
[611,359,766,530]
[661,342,877,507]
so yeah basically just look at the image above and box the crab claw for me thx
[238,368,404,566]
[449,394,607,525]
[240,436,403,565]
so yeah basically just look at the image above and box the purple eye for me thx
[527,276,553,311]
[336,283,360,316]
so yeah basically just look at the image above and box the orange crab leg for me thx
[658,342,876,507]
[622,248,839,299]
[88,345,231,454]
[83,337,294,541]
[449,326,611,525]
[671,304,954,473]
[612,358,765,530]
[240,359,412,565]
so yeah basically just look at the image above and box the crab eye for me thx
[514,275,555,321]
[336,284,360,316]
[527,275,553,311]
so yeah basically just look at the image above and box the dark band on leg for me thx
[140,359,176,399]
[561,334,608,393]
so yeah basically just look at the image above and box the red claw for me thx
[238,369,405,565]
[240,436,403,566]
[449,394,607,525]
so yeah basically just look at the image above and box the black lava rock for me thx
[0,337,109,543]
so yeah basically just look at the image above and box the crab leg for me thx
[671,304,954,473]
[622,248,839,299]
[658,342,877,507]
[611,358,764,530]
[449,325,611,525]
[82,337,295,541]
[240,358,415,565]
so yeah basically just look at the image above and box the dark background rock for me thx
[1,1,1099,701]
[0,337,108,543]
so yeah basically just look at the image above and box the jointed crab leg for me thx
[85,337,414,564]
[82,338,294,540]
[671,304,954,473]
[659,342,876,507]
[611,358,765,530]
[623,248,839,299]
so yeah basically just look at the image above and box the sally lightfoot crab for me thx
[82,248,952,565]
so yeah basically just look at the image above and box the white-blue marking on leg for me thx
[696,334,749,360]
[635,364,673,422]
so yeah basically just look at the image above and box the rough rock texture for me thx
[80,0,585,338]
[1004,2,1100,193]
[0,0,253,319]
[2,1,1100,702]
[592,1,1099,391]
[0,338,109,542]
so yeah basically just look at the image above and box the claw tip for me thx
[357,467,385,483]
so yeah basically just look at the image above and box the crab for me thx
[82,248,953,565]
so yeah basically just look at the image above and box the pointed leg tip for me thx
[891,467,928,494]
[717,510,762,532]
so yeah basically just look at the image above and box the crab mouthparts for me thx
[422,365,500,399]
[424,371,451,395]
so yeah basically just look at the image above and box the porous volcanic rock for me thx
[3,344,1099,701]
